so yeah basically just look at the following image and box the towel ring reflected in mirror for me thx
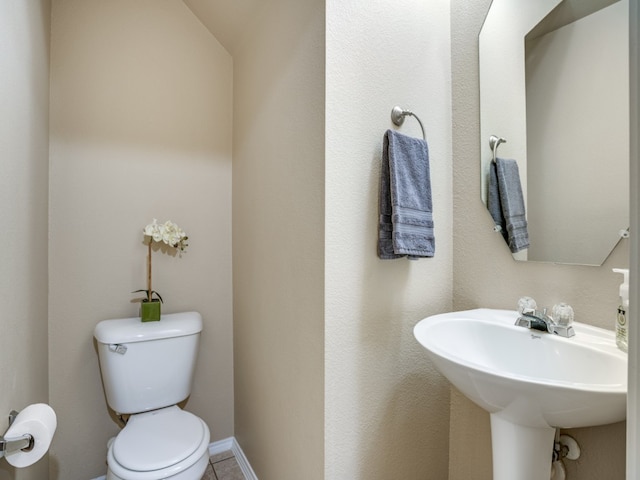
[489,135,506,163]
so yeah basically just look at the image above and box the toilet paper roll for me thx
[4,403,57,468]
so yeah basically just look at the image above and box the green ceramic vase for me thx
[141,300,161,322]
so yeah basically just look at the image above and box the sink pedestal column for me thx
[490,414,555,480]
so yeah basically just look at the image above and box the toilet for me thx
[94,311,210,480]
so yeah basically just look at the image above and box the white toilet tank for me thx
[94,311,203,414]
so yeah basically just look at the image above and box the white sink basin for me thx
[414,308,627,480]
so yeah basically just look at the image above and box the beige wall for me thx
[451,1,627,478]
[49,1,233,478]
[232,0,325,479]
[325,1,453,478]
[0,2,51,480]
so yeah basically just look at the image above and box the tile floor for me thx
[201,450,247,480]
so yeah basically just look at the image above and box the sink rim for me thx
[414,308,627,394]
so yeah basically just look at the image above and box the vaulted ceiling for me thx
[182,0,264,54]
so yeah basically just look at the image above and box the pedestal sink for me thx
[414,309,627,480]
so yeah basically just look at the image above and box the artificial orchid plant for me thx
[134,219,188,304]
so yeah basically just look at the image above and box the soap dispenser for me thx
[613,268,629,353]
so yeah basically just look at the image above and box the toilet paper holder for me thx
[0,411,34,459]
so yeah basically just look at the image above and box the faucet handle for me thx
[550,303,576,337]
[517,296,538,315]
[552,303,574,326]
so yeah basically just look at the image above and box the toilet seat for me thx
[107,406,210,480]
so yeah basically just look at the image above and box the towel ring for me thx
[489,135,506,163]
[391,106,426,141]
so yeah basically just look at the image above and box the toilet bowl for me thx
[106,406,210,480]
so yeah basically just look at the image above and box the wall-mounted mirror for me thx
[479,0,630,265]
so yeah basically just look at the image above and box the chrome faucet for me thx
[515,299,576,338]
[515,308,555,333]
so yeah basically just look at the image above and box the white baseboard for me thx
[208,436,235,456]
[229,437,258,480]
[210,436,258,480]
[91,436,257,480]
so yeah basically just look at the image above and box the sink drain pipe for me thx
[551,429,581,480]
[551,458,566,480]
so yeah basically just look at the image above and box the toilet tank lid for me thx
[94,311,202,345]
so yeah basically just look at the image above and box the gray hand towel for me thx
[378,130,435,259]
[487,158,529,253]
[488,161,508,244]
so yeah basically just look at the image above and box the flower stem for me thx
[147,242,152,302]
